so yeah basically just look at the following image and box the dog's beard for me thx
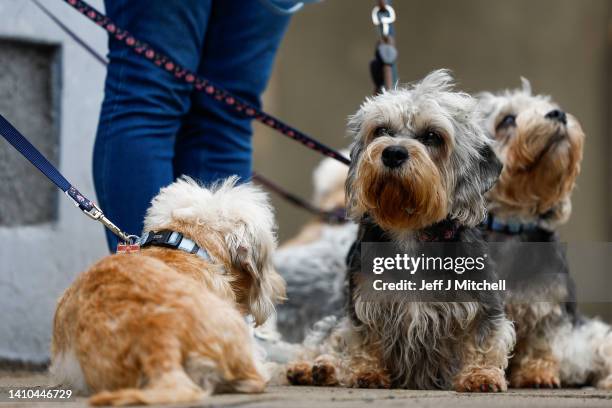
[349,140,448,231]
[492,115,584,213]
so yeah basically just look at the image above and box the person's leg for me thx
[173,0,292,184]
[94,0,211,250]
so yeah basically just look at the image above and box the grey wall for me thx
[0,0,107,364]
[0,39,61,226]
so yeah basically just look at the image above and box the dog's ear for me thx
[477,143,503,194]
[345,140,366,219]
[520,77,532,95]
[451,141,502,227]
[225,224,285,326]
[475,92,503,141]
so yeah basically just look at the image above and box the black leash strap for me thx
[252,173,347,224]
[371,0,398,93]
[34,1,346,225]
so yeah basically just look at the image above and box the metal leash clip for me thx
[116,235,141,254]
[82,203,132,243]
[64,190,137,250]
[372,4,396,37]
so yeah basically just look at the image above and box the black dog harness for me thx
[137,230,212,262]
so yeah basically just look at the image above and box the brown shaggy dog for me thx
[50,177,285,405]
[479,80,611,390]
[479,79,584,227]
[286,70,515,392]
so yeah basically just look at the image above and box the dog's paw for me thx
[351,370,391,389]
[286,361,313,385]
[510,361,561,389]
[454,367,507,392]
[312,357,339,386]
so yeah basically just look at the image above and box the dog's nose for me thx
[381,145,409,168]
[545,109,567,125]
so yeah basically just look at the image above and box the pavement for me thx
[1,370,611,408]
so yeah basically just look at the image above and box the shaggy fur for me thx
[269,151,357,343]
[287,70,515,392]
[479,78,583,228]
[273,222,357,343]
[478,80,612,389]
[252,153,356,368]
[50,177,286,405]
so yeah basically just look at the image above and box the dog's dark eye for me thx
[496,114,516,130]
[373,126,393,138]
[417,130,443,147]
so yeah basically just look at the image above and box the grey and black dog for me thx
[285,70,515,392]
[478,80,612,389]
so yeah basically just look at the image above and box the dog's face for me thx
[346,70,502,232]
[144,177,286,326]
[479,79,585,224]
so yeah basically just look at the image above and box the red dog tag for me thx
[116,243,140,254]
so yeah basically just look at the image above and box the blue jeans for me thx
[94,0,291,251]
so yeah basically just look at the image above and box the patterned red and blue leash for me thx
[0,0,353,245]
[0,1,396,247]
[61,0,350,166]
[32,0,349,225]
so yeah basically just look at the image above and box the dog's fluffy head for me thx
[478,79,585,226]
[144,176,285,325]
[346,69,502,232]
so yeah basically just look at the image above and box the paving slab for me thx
[1,370,611,408]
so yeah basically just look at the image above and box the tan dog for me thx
[477,81,609,390]
[50,177,285,405]
[479,79,584,228]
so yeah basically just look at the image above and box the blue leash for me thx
[0,114,133,242]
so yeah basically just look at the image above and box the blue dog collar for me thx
[138,230,212,262]
[484,214,538,234]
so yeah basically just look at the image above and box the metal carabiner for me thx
[371,4,396,37]
[65,190,135,243]
[82,201,133,243]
